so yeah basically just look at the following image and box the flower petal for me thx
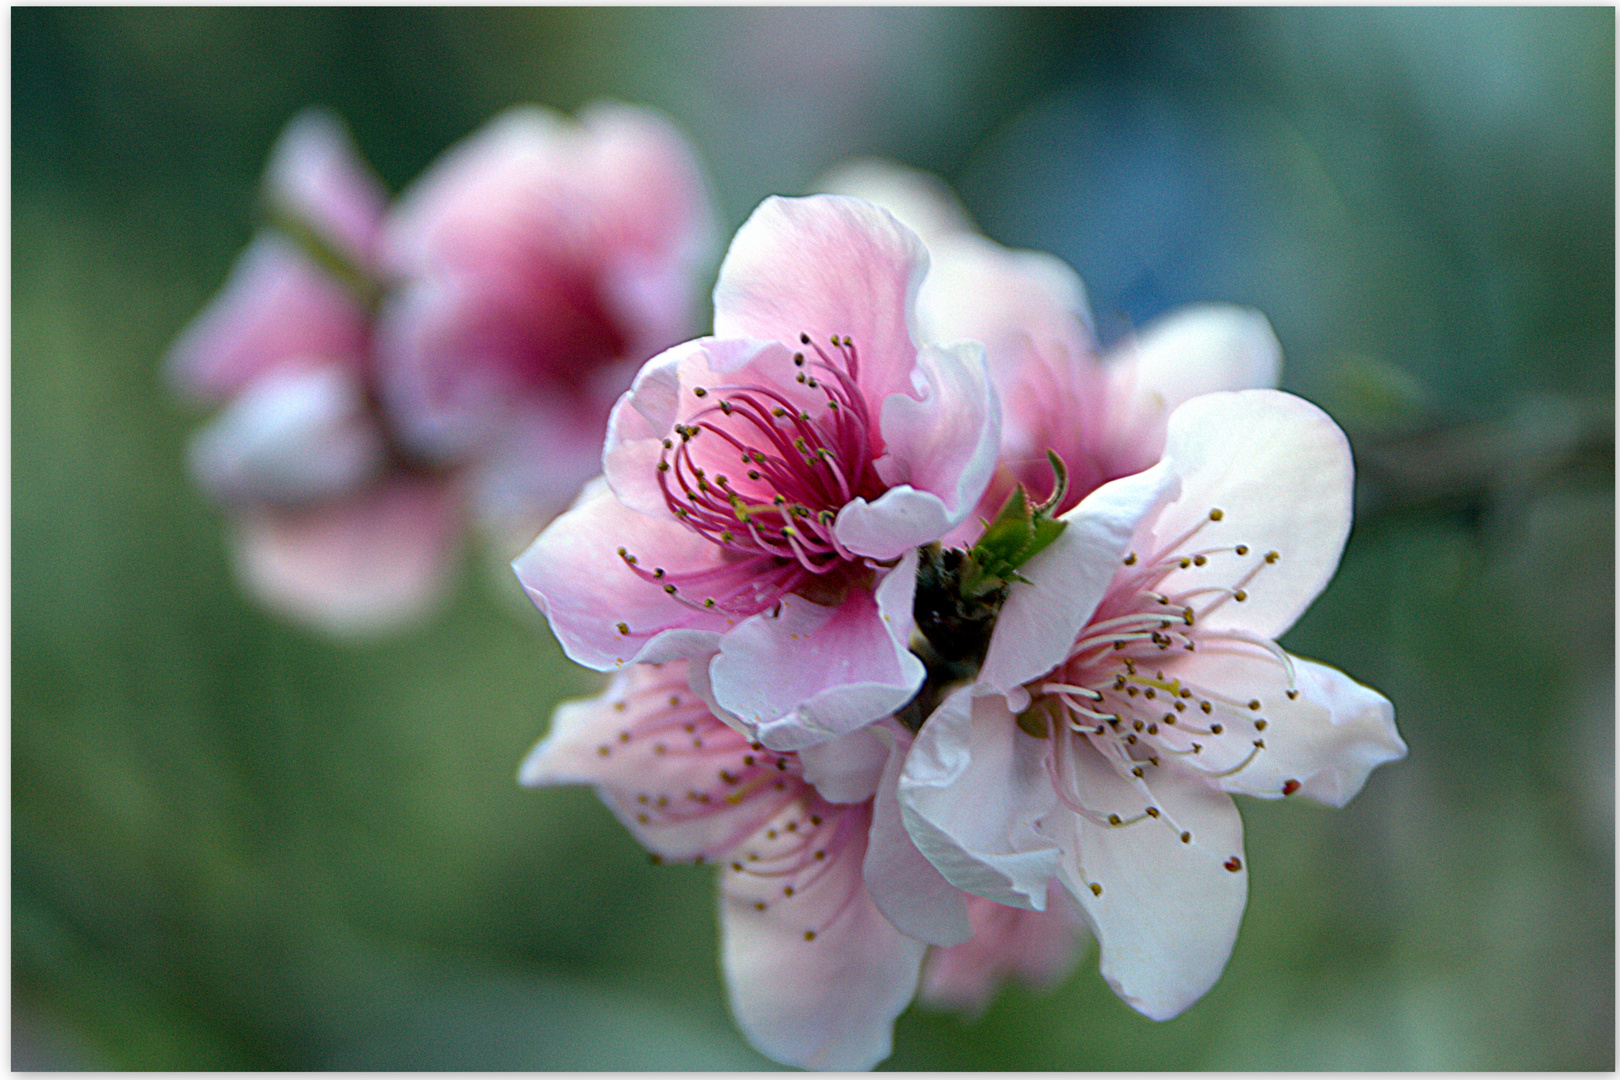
[511,479,738,671]
[712,195,926,408]
[812,157,979,247]
[1148,645,1404,807]
[263,107,388,268]
[898,689,1062,911]
[1047,739,1248,1021]
[709,549,924,751]
[1144,389,1354,640]
[187,362,384,506]
[1099,304,1282,478]
[797,725,890,804]
[519,663,793,861]
[229,475,459,638]
[835,340,998,557]
[980,460,1178,696]
[165,234,368,402]
[863,724,973,946]
[918,884,1087,1018]
[719,797,926,1071]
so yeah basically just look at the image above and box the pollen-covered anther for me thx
[1089,882,1103,896]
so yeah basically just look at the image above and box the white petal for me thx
[1099,304,1282,478]
[1048,738,1247,1021]
[863,725,973,946]
[980,460,1177,695]
[1166,651,1404,807]
[898,689,1061,911]
[1145,389,1354,640]
[719,798,925,1071]
[812,157,978,247]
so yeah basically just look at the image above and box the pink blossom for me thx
[514,195,1000,750]
[899,389,1406,1021]
[169,104,716,636]
[376,103,718,547]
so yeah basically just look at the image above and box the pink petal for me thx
[1144,389,1355,640]
[719,796,926,1071]
[382,106,580,278]
[511,479,738,671]
[573,101,718,352]
[915,232,1110,521]
[919,884,1087,1018]
[1099,304,1283,479]
[835,340,999,558]
[229,475,460,638]
[376,272,626,464]
[263,107,388,268]
[796,725,891,804]
[897,689,1062,911]
[166,234,368,402]
[712,195,927,409]
[519,662,795,861]
[707,549,924,751]
[862,723,973,946]
[980,460,1178,697]
[1049,739,1248,1022]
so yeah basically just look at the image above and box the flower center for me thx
[1024,507,1304,852]
[618,334,885,618]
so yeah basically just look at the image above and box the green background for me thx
[13,8,1614,1069]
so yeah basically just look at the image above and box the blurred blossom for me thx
[377,102,719,552]
[514,194,999,751]
[167,102,718,636]
[902,390,1405,1020]
[521,660,1080,1069]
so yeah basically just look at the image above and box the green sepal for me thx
[959,450,1071,598]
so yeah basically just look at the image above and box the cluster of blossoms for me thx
[167,104,716,635]
[516,164,1406,1068]
[169,110,1404,1069]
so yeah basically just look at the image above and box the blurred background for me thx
[12,7,1613,1070]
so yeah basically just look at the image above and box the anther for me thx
[803,930,816,941]
[1089,882,1103,896]
[1282,779,1301,795]
[1235,544,1250,555]
[1145,807,1161,818]
[1254,719,1268,731]
[1248,699,1262,711]
[1124,552,1137,566]
[1180,831,1192,844]
[1233,589,1248,602]
[615,622,630,635]
[1265,551,1279,563]
[1224,857,1243,872]
[693,387,707,398]
[1107,814,1123,826]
